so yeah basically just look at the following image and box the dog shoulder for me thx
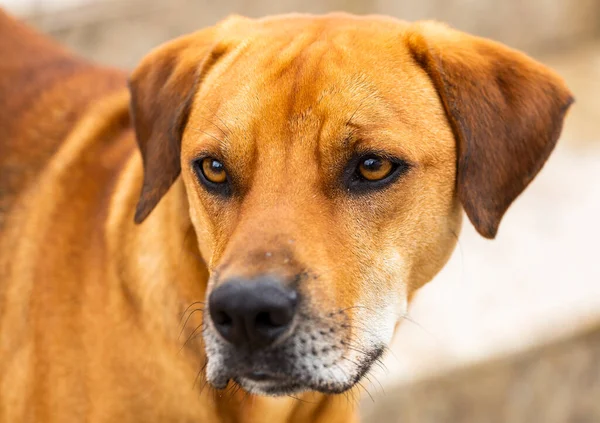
[0,10,128,229]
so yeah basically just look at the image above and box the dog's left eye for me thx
[358,157,394,181]
[346,154,409,193]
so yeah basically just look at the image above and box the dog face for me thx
[129,14,572,395]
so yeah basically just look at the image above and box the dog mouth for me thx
[232,347,384,396]
[203,330,386,396]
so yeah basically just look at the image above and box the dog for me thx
[0,10,572,423]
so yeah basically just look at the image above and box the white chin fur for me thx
[235,378,299,396]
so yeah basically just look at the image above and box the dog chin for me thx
[234,377,306,396]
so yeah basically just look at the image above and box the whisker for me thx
[348,386,360,408]
[363,372,385,397]
[240,390,251,408]
[178,308,204,339]
[356,380,375,403]
[213,113,233,135]
[179,322,206,354]
[342,344,389,373]
[346,95,370,126]
[198,104,234,135]
[287,394,316,404]
[340,355,361,368]
[180,301,206,320]
[401,312,440,343]
[187,329,207,344]
[196,115,228,138]
[193,359,208,390]
[228,382,243,403]
[188,126,225,145]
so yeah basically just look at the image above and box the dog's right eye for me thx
[194,157,231,195]
[201,158,227,184]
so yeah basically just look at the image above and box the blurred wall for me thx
[362,324,600,423]
[2,0,600,68]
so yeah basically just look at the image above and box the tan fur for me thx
[0,10,572,423]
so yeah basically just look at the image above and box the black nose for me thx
[208,277,298,349]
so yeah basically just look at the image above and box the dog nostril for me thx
[255,308,293,329]
[255,311,273,328]
[213,311,232,326]
[268,308,294,327]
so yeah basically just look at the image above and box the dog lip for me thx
[243,370,286,382]
[235,375,303,396]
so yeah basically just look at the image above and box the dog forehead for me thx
[185,15,452,167]
[206,13,415,91]
[216,12,408,40]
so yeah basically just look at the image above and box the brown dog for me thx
[0,10,572,423]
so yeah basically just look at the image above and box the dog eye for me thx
[200,158,228,184]
[346,154,410,193]
[357,157,393,181]
[194,157,230,193]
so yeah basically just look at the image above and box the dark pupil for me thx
[363,158,381,171]
[211,160,224,172]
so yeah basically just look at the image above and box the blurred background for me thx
[2,0,599,421]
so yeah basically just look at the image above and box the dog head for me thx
[129,14,572,395]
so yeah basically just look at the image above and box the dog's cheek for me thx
[355,249,409,348]
[190,212,215,262]
[404,195,463,290]
[182,188,216,264]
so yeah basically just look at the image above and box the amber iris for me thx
[201,158,227,184]
[358,156,393,181]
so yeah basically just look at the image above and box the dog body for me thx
[0,10,571,423]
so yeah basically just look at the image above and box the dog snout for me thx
[208,277,298,349]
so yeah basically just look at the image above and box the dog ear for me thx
[407,22,573,238]
[129,28,223,223]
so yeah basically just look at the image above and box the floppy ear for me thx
[406,22,573,238]
[129,27,222,223]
